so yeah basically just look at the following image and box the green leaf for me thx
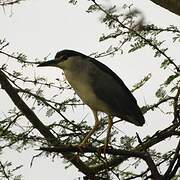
[154,48,168,58]
[164,74,179,86]
[155,86,166,99]
[128,41,146,53]
[132,73,151,92]
[86,4,99,13]
[46,108,55,117]
[172,33,180,42]
[68,0,77,5]
[160,59,171,69]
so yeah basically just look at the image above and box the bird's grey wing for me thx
[89,58,145,126]
[89,57,137,104]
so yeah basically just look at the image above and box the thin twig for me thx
[0,161,10,180]
[173,86,180,123]
[91,0,180,72]
[0,0,24,6]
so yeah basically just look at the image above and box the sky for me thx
[0,0,180,179]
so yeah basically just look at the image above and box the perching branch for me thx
[39,122,180,178]
[39,145,162,179]
[90,123,180,174]
[40,145,146,157]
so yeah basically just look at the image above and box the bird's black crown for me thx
[55,50,87,59]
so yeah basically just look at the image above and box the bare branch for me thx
[168,156,180,179]
[173,86,180,123]
[164,139,180,178]
[136,133,162,179]
[0,161,10,180]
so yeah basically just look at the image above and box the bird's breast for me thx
[63,70,109,112]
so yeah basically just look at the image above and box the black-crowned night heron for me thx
[38,50,145,147]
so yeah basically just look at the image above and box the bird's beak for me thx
[37,59,57,67]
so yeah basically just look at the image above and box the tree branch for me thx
[90,123,180,174]
[0,70,97,177]
[0,0,24,6]
[91,0,180,72]
[40,145,146,158]
[0,161,10,180]
[168,156,180,179]
[173,86,180,123]
[0,70,56,143]
[141,96,174,114]
[136,133,162,179]
[164,139,180,178]
[40,144,165,179]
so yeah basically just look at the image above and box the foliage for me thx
[0,0,180,180]
[0,161,22,180]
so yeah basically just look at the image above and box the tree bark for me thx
[150,0,180,16]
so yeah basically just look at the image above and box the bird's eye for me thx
[61,56,68,61]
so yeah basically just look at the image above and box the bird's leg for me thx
[80,110,100,145]
[104,115,113,153]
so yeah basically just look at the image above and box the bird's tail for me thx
[125,110,145,127]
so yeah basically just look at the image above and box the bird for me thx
[38,49,145,148]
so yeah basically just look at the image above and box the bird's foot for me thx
[79,139,92,147]
[73,141,92,153]
[98,144,113,160]
[98,144,108,157]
